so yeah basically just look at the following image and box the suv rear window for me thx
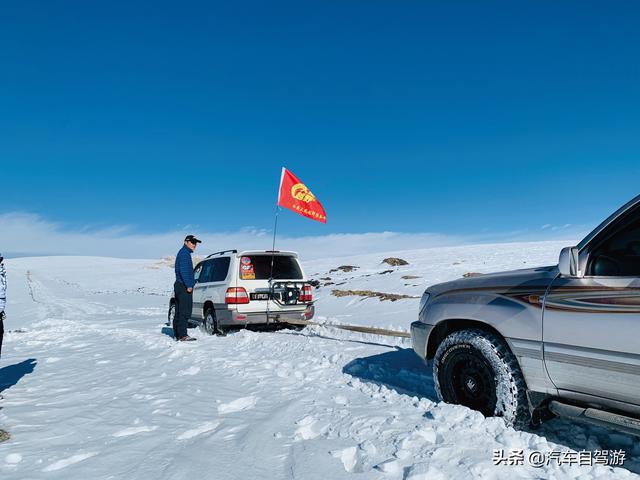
[239,255,303,280]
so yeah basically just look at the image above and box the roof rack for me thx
[205,249,237,259]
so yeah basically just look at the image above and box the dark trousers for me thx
[173,281,192,340]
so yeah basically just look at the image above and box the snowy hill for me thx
[0,242,638,479]
[306,240,569,331]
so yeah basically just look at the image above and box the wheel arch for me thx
[426,318,512,360]
[203,300,214,316]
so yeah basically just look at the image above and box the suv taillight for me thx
[225,287,250,304]
[300,285,313,303]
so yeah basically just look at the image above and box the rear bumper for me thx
[411,321,433,360]
[217,304,315,326]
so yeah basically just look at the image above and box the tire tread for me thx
[433,328,530,429]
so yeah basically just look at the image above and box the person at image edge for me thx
[0,254,6,358]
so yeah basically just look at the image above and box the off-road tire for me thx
[167,303,175,327]
[433,328,530,429]
[202,307,225,336]
[202,307,217,335]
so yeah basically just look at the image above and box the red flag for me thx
[277,168,327,224]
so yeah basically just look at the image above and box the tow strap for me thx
[283,319,411,338]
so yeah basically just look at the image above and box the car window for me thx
[197,258,231,283]
[210,257,231,282]
[239,255,303,280]
[588,206,640,276]
[199,260,214,283]
[193,263,203,283]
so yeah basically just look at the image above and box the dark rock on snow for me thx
[382,257,409,266]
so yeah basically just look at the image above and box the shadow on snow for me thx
[160,326,175,339]
[0,358,38,393]
[342,347,438,401]
[529,417,640,474]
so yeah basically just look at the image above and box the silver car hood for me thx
[427,265,559,297]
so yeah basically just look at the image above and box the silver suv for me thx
[168,250,314,334]
[411,195,640,435]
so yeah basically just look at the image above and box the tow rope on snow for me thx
[283,319,411,338]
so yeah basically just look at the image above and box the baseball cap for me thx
[184,235,202,244]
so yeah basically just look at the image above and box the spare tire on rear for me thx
[433,328,530,428]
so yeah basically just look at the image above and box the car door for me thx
[191,261,209,320]
[208,256,232,311]
[543,205,640,407]
[193,257,231,314]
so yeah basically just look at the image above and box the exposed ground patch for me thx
[331,289,418,302]
[329,265,359,273]
[382,258,409,266]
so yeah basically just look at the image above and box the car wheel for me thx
[433,328,530,428]
[167,302,176,327]
[203,307,224,336]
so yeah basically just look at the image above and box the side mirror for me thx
[558,246,581,277]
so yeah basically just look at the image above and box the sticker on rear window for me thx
[237,255,303,280]
[240,262,255,280]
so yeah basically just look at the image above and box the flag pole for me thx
[268,168,286,323]
[270,167,285,279]
[269,205,280,279]
[271,206,280,255]
[268,206,281,325]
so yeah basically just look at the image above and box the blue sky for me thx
[1,1,639,254]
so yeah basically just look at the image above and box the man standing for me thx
[0,254,6,358]
[174,235,201,341]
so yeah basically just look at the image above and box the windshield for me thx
[239,255,303,280]
[578,194,640,251]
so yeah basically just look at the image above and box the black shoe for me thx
[178,335,197,342]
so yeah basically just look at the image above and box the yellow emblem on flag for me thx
[291,183,316,203]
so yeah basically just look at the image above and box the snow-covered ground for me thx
[0,241,638,479]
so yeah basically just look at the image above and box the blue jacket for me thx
[175,245,195,288]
